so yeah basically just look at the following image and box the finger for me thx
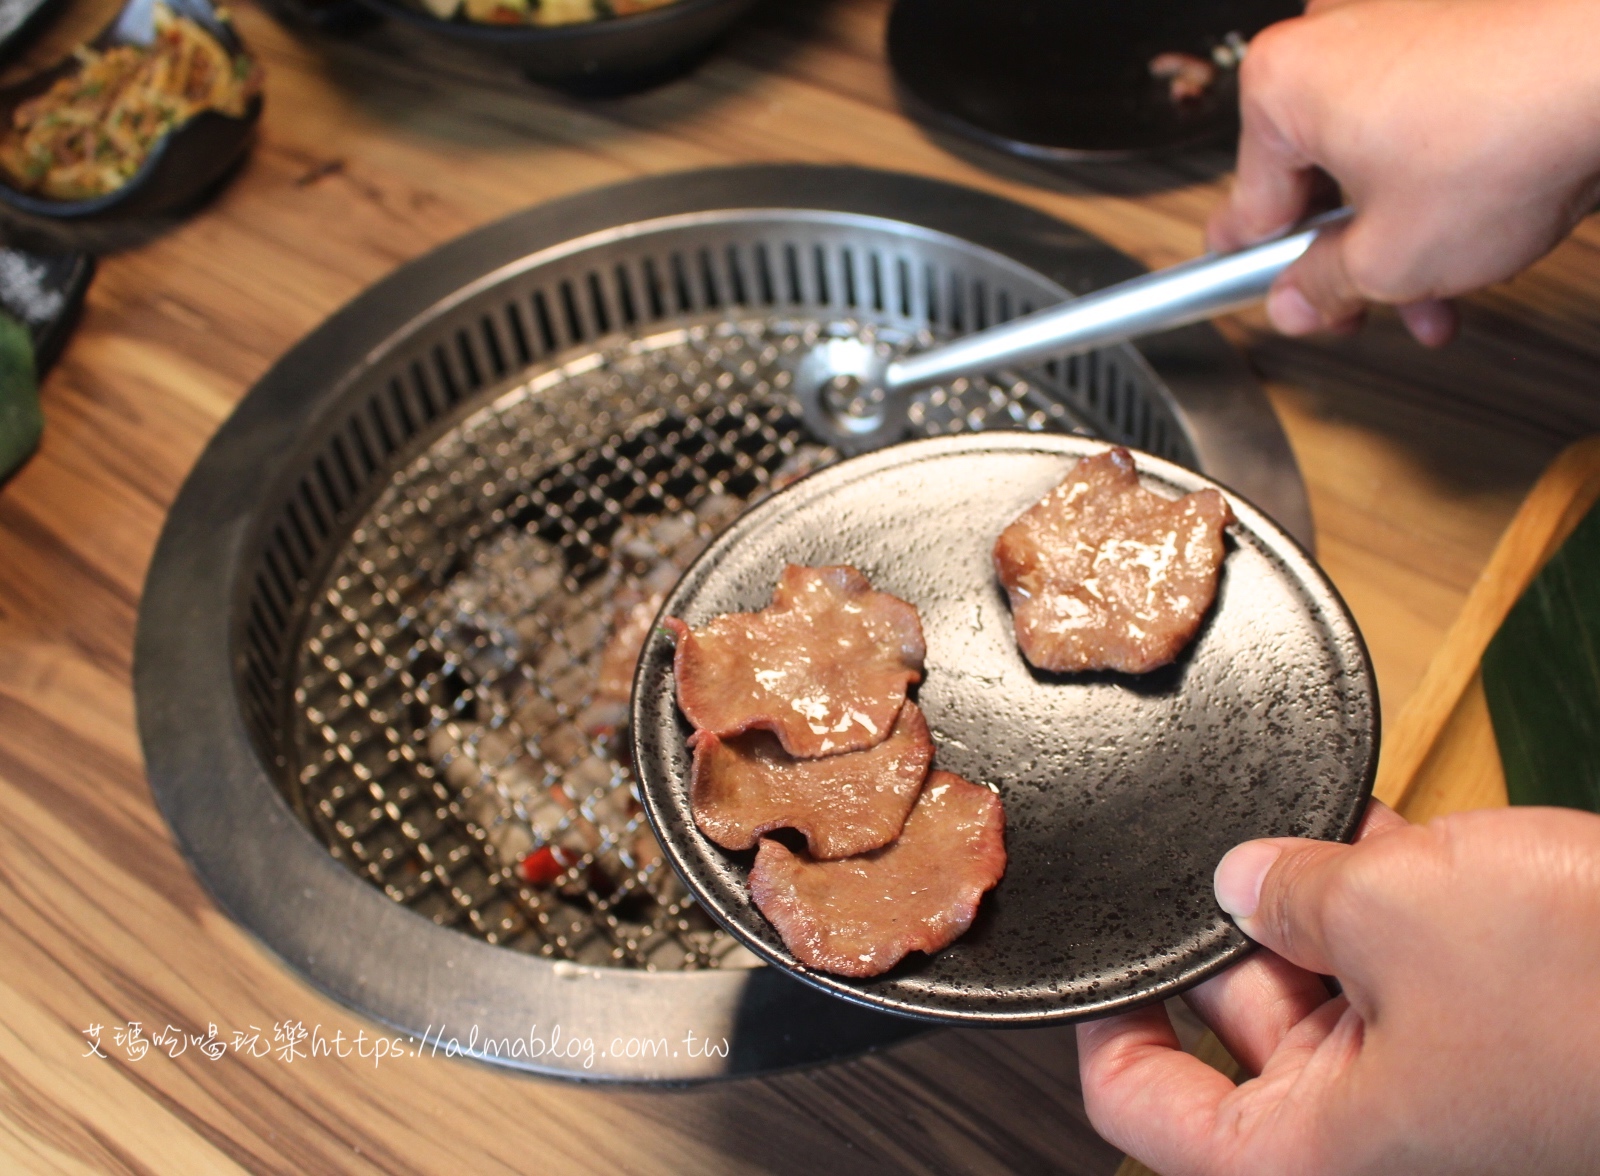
[1189,800,1403,1069]
[1397,298,1458,347]
[1077,1005,1236,1175]
[1268,227,1367,335]
[1206,23,1318,252]
[1182,948,1332,1076]
[1355,797,1407,841]
[1213,836,1354,975]
[1268,993,1359,1072]
[1208,124,1316,252]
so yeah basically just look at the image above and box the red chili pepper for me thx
[518,845,579,887]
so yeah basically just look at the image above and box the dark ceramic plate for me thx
[632,434,1378,1024]
[887,0,1298,161]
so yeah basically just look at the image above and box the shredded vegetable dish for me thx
[422,0,682,28]
[0,6,259,201]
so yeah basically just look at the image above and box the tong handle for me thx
[884,207,1354,393]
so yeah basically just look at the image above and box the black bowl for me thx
[888,0,1298,162]
[0,0,260,250]
[350,0,758,93]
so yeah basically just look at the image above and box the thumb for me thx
[1213,836,1356,976]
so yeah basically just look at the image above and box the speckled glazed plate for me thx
[632,433,1377,1024]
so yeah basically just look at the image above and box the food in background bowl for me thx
[419,0,680,26]
[0,4,259,201]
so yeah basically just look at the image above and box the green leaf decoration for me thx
[0,310,39,482]
[1482,498,1600,813]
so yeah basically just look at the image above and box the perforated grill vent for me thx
[235,212,1200,968]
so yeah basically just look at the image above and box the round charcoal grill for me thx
[136,166,1312,1081]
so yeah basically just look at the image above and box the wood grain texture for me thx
[1377,436,1600,820]
[2,1,1600,1172]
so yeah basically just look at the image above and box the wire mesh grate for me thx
[287,315,1092,970]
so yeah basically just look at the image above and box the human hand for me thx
[1209,0,1600,345]
[1076,802,1600,1174]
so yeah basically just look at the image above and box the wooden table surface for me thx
[3,2,1598,1172]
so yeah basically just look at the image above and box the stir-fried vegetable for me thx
[425,0,681,28]
[0,5,259,201]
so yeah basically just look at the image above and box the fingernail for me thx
[1266,284,1323,335]
[1214,841,1283,919]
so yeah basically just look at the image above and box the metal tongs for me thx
[794,206,1354,453]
